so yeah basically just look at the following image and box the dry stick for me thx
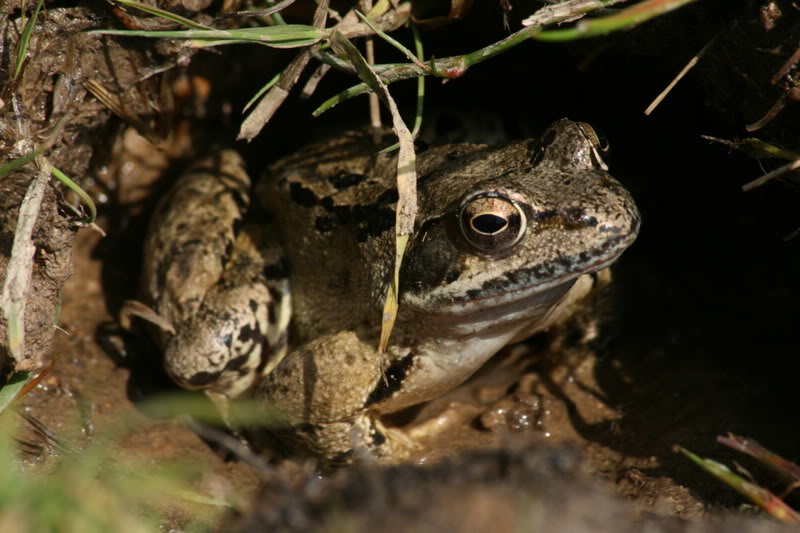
[0,163,50,370]
[239,3,410,140]
[238,49,315,141]
[313,0,628,113]
[746,41,800,131]
[784,226,800,242]
[334,2,411,39]
[363,0,382,141]
[84,79,162,144]
[770,40,800,85]
[219,0,296,20]
[237,0,330,141]
[300,63,330,98]
[741,158,800,192]
[522,0,612,26]
[746,94,786,132]
[645,37,715,115]
[184,419,273,476]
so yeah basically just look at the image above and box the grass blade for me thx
[535,0,701,41]
[51,166,97,226]
[243,71,282,113]
[354,10,427,69]
[329,31,417,354]
[0,148,44,177]
[677,445,800,523]
[14,0,44,80]
[0,372,31,414]
[92,24,324,48]
[718,434,800,483]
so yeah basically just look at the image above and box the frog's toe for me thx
[349,415,422,464]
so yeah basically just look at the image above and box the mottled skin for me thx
[140,120,640,462]
[140,151,290,398]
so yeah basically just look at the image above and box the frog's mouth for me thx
[408,241,628,333]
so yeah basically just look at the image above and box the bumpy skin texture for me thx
[140,151,289,397]
[142,120,640,462]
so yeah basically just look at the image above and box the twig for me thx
[0,163,50,370]
[184,419,273,476]
[363,1,382,140]
[299,63,330,98]
[522,0,624,26]
[313,0,630,116]
[745,94,787,132]
[237,0,330,141]
[741,158,800,192]
[770,41,800,85]
[645,37,716,115]
[219,0,296,20]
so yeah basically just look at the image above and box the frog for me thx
[137,119,640,463]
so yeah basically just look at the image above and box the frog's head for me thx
[399,119,640,327]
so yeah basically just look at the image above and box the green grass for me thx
[0,392,272,532]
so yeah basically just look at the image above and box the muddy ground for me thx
[2,0,800,530]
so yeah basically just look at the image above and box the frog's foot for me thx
[405,402,484,441]
[346,403,483,463]
[351,415,422,463]
[119,299,175,335]
[281,413,422,464]
[205,390,236,428]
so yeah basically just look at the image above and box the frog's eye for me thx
[459,193,527,253]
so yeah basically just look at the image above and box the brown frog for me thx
[138,119,640,462]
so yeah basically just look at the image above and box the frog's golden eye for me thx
[459,193,527,253]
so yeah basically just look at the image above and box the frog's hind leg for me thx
[164,221,291,399]
[140,149,290,401]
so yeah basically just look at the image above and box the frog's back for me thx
[258,132,489,341]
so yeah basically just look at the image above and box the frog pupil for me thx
[471,213,508,235]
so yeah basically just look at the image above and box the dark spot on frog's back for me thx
[328,171,367,190]
[289,182,318,207]
[188,370,221,387]
[237,322,262,344]
[371,425,386,446]
[315,215,335,233]
[228,186,248,213]
[224,354,250,371]
[353,204,395,242]
[376,187,399,205]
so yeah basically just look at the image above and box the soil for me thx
[2,0,800,531]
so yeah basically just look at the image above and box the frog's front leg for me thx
[257,331,419,463]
